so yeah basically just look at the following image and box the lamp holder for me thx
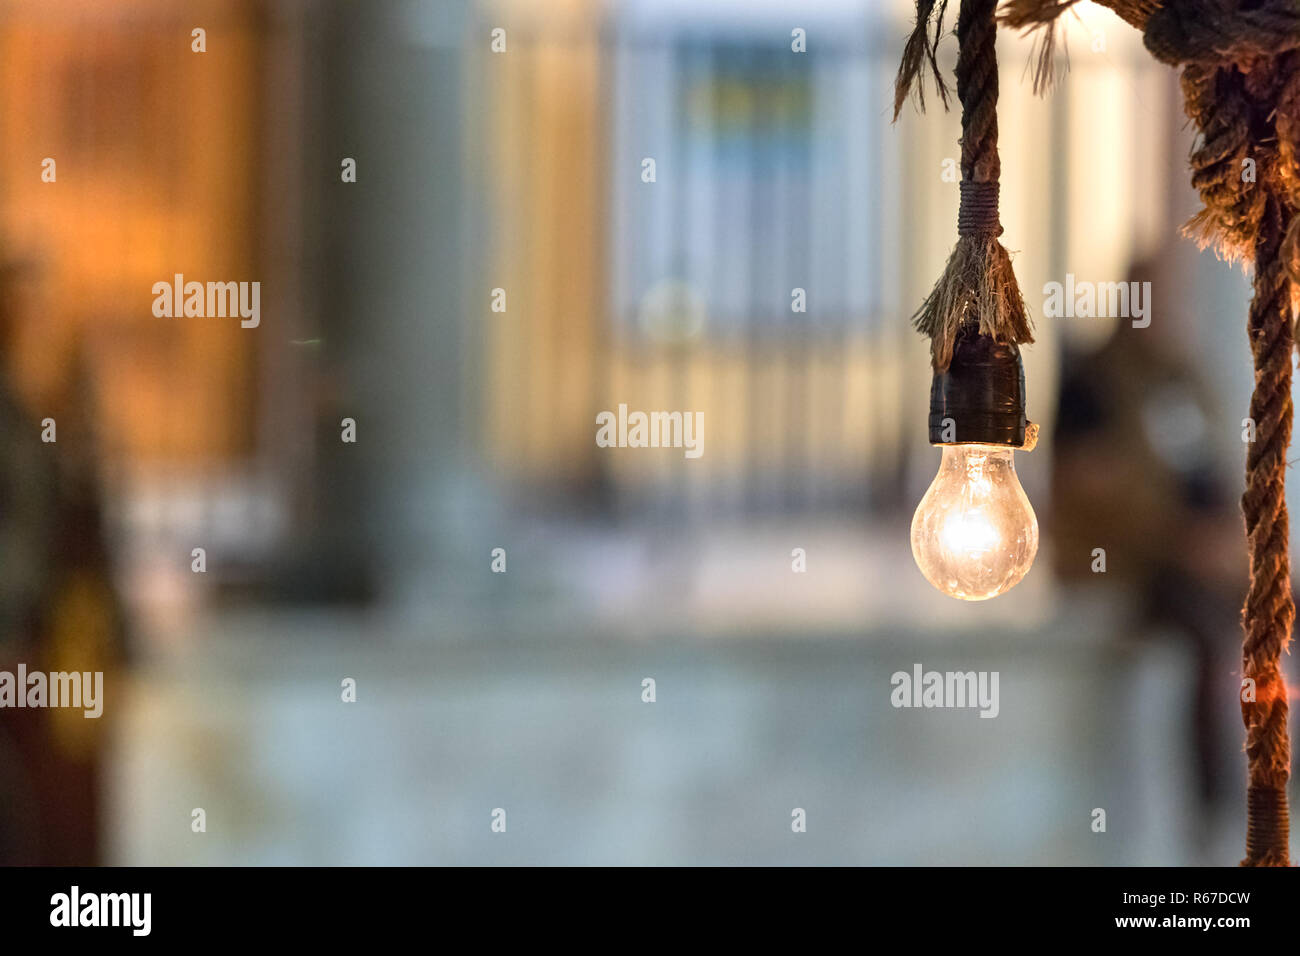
[927,330,1029,448]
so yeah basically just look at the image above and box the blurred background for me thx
[0,0,1283,864]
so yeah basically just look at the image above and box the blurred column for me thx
[293,0,480,610]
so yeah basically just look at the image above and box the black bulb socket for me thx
[927,331,1027,446]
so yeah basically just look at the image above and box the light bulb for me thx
[910,443,1038,601]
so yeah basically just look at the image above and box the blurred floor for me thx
[105,591,1239,866]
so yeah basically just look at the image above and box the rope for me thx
[956,0,1004,236]
[957,0,1002,188]
[1145,0,1300,66]
[1184,40,1297,869]
[1240,185,1294,867]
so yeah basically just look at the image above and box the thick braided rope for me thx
[1184,51,1297,867]
[1242,187,1294,866]
[1110,0,1299,868]
[1181,62,1264,261]
[1145,0,1300,66]
[1002,0,1298,866]
[956,0,1003,236]
[1276,59,1300,286]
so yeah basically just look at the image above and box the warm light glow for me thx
[910,443,1038,601]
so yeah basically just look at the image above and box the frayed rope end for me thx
[914,234,1034,370]
[1181,205,1264,270]
[894,0,952,120]
[999,0,1080,96]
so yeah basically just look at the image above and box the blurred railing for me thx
[474,7,919,521]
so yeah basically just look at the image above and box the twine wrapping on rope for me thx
[896,0,1033,371]
[958,181,1002,235]
[999,0,1299,868]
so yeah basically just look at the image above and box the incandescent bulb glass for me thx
[910,443,1038,601]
